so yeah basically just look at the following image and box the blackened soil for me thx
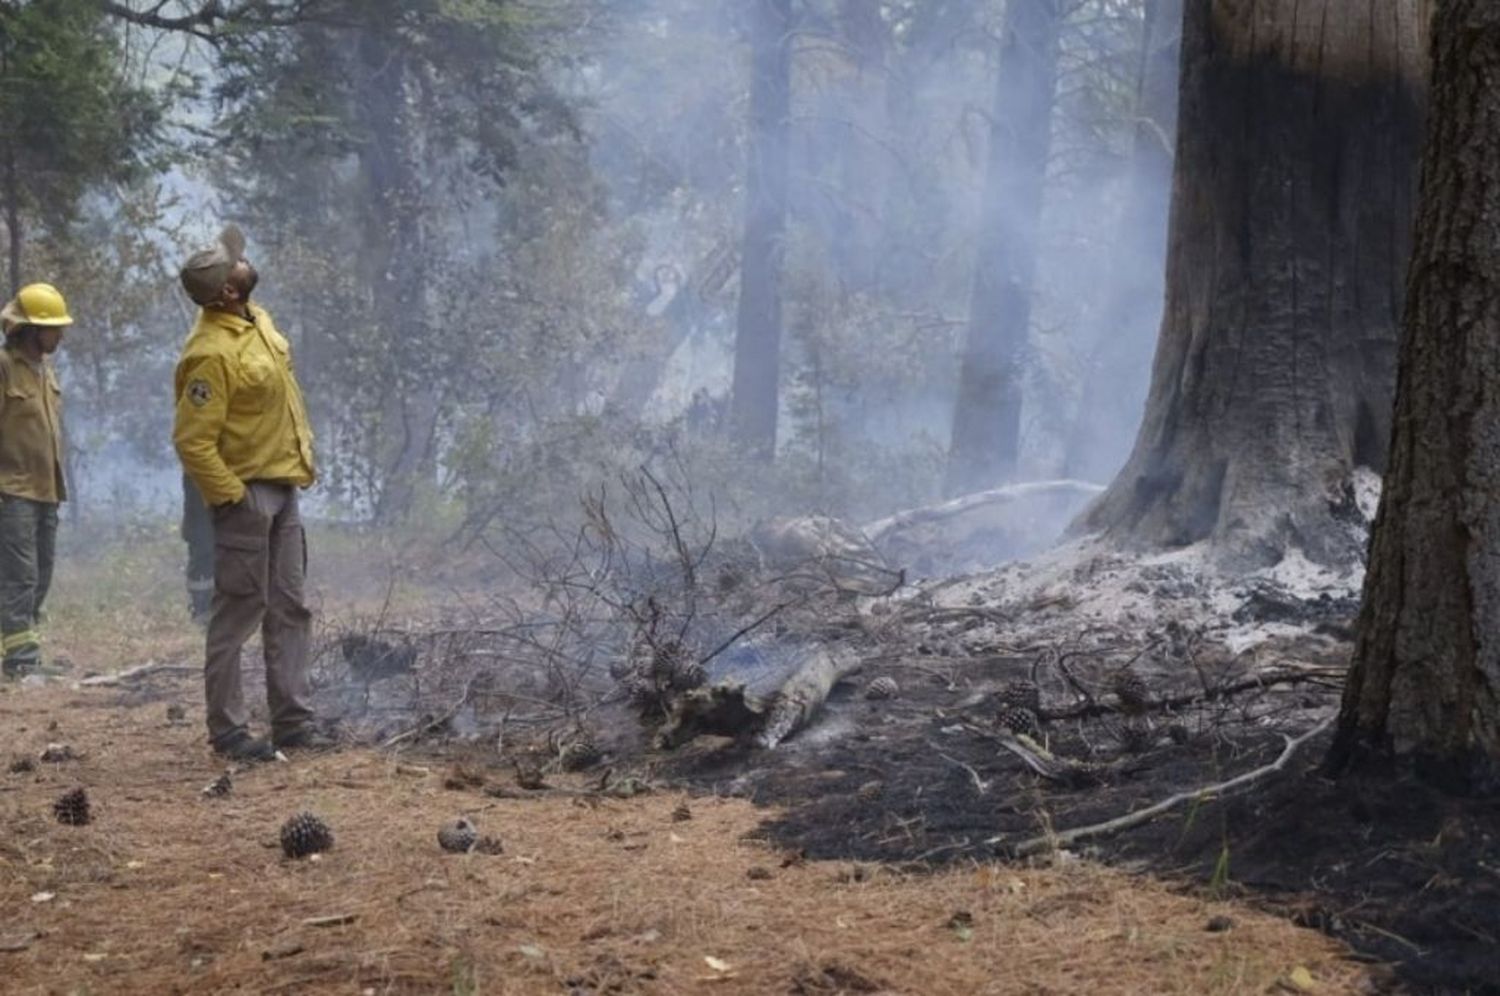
[660,668,1500,995]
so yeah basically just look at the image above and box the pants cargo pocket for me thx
[214,531,266,599]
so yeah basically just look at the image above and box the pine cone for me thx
[864,676,899,700]
[437,817,478,854]
[671,801,692,822]
[514,760,547,790]
[279,812,334,859]
[1112,669,1151,715]
[53,787,90,826]
[202,772,233,798]
[995,680,1041,714]
[472,834,504,855]
[996,704,1039,737]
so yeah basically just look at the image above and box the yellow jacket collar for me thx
[199,303,266,334]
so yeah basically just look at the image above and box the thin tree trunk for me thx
[1073,0,1429,568]
[1328,0,1498,790]
[729,0,793,458]
[6,145,20,296]
[944,0,1063,497]
[1064,0,1182,483]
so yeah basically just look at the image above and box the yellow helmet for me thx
[13,283,74,328]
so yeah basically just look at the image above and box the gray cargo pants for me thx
[205,481,314,745]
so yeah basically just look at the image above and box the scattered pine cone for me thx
[53,787,91,826]
[279,812,334,859]
[651,641,688,683]
[166,704,187,724]
[671,801,692,822]
[472,834,504,855]
[437,817,478,854]
[40,743,76,763]
[996,704,1040,737]
[864,676,899,700]
[995,680,1041,714]
[1111,669,1152,715]
[202,772,233,798]
[9,756,35,774]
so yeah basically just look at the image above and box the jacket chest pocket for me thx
[235,357,279,413]
[4,383,43,421]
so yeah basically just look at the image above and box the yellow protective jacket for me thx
[0,345,66,503]
[173,304,315,507]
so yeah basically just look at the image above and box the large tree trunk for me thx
[356,10,440,522]
[729,0,793,458]
[1327,0,1498,790]
[1072,0,1430,568]
[1064,0,1182,483]
[944,0,1063,497]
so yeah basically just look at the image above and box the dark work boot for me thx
[213,730,277,762]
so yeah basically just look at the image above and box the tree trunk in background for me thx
[355,13,440,521]
[1064,0,1182,483]
[830,0,888,293]
[1328,0,1499,791]
[1072,0,1429,568]
[944,0,1063,497]
[729,0,793,458]
[6,145,20,295]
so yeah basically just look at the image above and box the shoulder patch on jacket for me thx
[187,379,213,407]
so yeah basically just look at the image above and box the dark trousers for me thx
[0,493,57,674]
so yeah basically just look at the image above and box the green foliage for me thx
[0,0,170,279]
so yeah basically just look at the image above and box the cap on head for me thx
[1,283,73,336]
[179,224,247,306]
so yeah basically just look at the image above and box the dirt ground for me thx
[0,672,1378,996]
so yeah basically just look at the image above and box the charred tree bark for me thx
[945,0,1063,497]
[1073,0,1430,567]
[1328,0,1500,790]
[1065,0,1182,483]
[729,0,793,459]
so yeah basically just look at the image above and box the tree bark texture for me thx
[1065,0,1183,484]
[945,0,1063,497]
[1074,0,1429,567]
[1328,0,1500,789]
[729,0,793,458]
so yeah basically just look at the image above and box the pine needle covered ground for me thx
[0,675,1378,995]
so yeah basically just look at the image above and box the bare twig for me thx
[995,715,1336,857]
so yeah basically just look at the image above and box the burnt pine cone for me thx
[995,679,1041,714]
[438,817,478,854]
[1112,669,1152,715]
[864,676,899,700]
[280,812,334,859]
[53,787,91,826]
[202,772,233,798]
[996,704,1040,737]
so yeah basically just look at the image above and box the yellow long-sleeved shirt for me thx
[173,304,315,507]
[0,345,66,503]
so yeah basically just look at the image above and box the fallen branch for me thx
[1040,668,1344,722]
[77,662,196,687]
[994,715,1335,857]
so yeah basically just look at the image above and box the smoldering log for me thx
[655,646,862,750]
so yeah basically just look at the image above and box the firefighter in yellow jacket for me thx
[0,283,72,679]
[174,224,329,760]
